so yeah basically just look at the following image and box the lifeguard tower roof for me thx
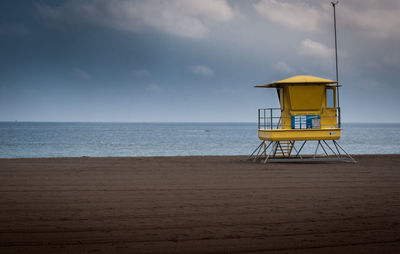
[255,75,339,88]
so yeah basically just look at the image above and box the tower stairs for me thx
[272,141,294,157]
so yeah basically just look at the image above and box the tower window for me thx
[326,88,335,108]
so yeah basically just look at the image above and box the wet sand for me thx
[0,155,400,253]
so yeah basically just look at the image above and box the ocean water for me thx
[0,122,399,158]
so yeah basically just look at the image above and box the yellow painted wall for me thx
[279,85,338,130]
[288,86,324,110]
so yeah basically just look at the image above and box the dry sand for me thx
[0,155,399,254]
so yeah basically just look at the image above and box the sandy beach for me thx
[0,155,399,253]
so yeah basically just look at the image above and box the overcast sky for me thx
[1,0,399,122]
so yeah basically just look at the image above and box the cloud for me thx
[254,0,400,39]
[0,23,29,36]
[36,0,236,38]
[147,83,161,92]
[356,79,381,90]
[383,55,400,70]
[273,61,292,74]
[254,0,327,32]
[72,68,91,79]
[133,69,151,78]
[297,39,333,58]
[340,0,400,39]
[190,65,214,77]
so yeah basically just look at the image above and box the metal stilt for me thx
[256,141,272,161]
[248,141,264,161]
[290,141,303,159]
[319,141,329,157]
[323,140,340,159]
[296,141,306,157]
[313,141,320,159]
[264,141,276,163]
[333,140,341,156]
[333,140,357,163]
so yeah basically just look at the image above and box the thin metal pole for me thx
[320,141,329,157]
[248,141,264,160]
[333,140,357,163]
[264,141,275,163]
[296,141,306,158]
[323,140,340,159]
[288,141,294,156]
[291,141,302,159]
[270,108,273,129]
[257,141,272,161]
[314,141,320,159]
[264,109,266,129]
[333,140,341,156]
[332,1,341,128]
[269,141,278,157]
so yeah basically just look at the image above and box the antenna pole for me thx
[331,1,340,128]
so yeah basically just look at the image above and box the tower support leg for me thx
[333,140,357,163]
[248,141,264,161]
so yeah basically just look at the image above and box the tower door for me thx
[325,87,338,128]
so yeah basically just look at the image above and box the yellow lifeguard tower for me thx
[248,2,354,162]
[248,75,355,162]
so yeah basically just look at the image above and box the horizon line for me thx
[1,121,400,124]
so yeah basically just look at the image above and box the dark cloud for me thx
[36,0,236,38]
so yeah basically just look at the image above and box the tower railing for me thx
[258,108,341,130]
[258,108,284,129]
